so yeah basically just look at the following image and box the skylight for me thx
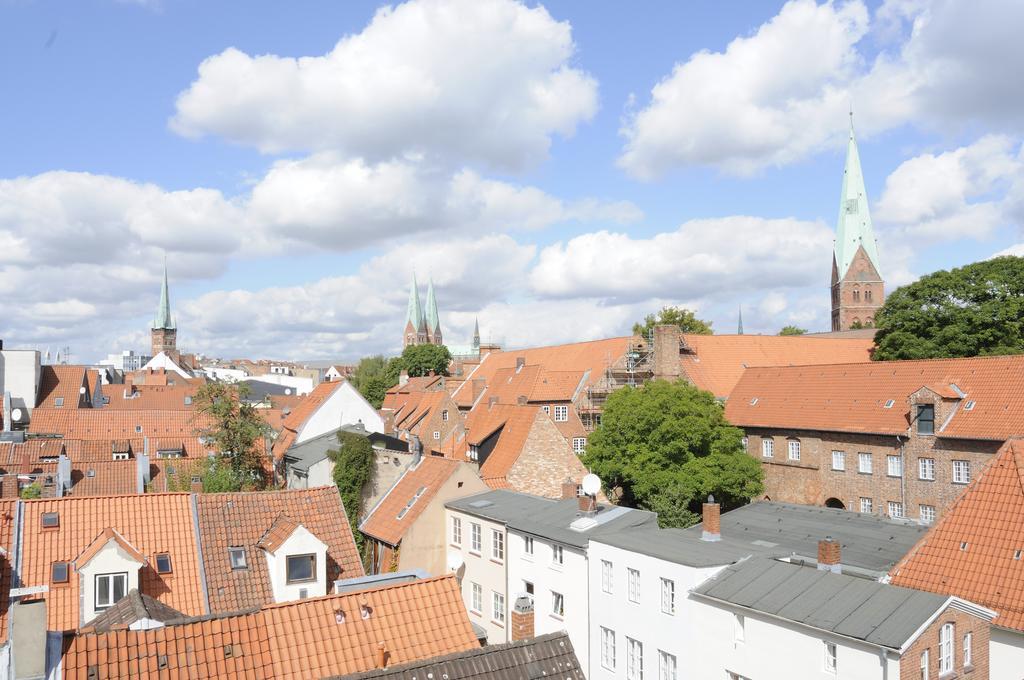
[964,400,976,411]
[749,398,758,406]
[397,486,428,520]
[883,399,895,408]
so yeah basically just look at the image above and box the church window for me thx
[845,198,858,214]
[864,289,873,302]
[853,289,860,302]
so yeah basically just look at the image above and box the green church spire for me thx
[834,113,882,278]
[424,278,441,336]
[405,274,425,331]
[153,259,175,330]
[737,306,744,335]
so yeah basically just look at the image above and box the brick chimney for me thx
[516,395,528,405]
[560,478,578,500]
[578,493,596,514]
[377,641,388,669]
[701,495,721,542]
[515,356,526,371]
[817,536,841,574]
[652,325,682,381]
[511,595,535,641]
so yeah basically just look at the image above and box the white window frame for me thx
[788,439,801,461]
[824,641,837,674]
[920,649,929,680]
[552,544,564,566]
[963,630,972,667]
[95,572,128,610]
[939,622,954,673]
[470,582,482,613]
[470,523,481,553]
[524,536,534,555]
[859,497,873,514]
[626,637,643,680]
[601,627,616,670]
[888,501,904,519]
[432,430,440,440]
[831,451,845,471]
[660,577,675,615]
[919,504,936,524]
[553,405,569,422]
[858,452,872,474]
[492,591,505,624]
[887,454,903,478]
[542,405,550,415]
[572,437,586,454]
[658,650,676,680]
[451,516,462,545]
[627,568,640,603]
[953,460,971,484]
[601,560,613,594]
[919,457,935,480]
[491,529,504,561]
[551,591,564,618]
[442,409,449,422]
[762,439,774,458]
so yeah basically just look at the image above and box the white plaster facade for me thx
[0,348,40,413]
[991,627,1024,680]
[142,351,192,379]
[445,507,509,644]
[262,524,328,603]
[76,538,144,626]
[295,381,384,442]
[286,457,334,490]
[201,366,249,382]
[253,373,314,395]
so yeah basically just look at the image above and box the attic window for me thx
[1014,549,1022,560]
[184,396,193,406]
[155,553,173,574]
[960,542,969,551]
[749,398,758,406]
[361,604,372,620]
[883,399,895,409]
[158,655,168,670]
[224,645,234,659]
[86,469,96,478]
[334,609,346,624]
[51,561,69,583]
[41,512,60,529]
[964,400,976,411]
[54,397,64,407]
[135,425,143,433]
[228,547,247,570]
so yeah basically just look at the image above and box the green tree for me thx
[632,306,713,338]
[583,379,763,528]
[778,325,807,336]
[330,430,376,553]
[193,382,271,487]
[873,256,1024,360]
[168,457,255,493]
[20,482,42,499]
[351,355,400,409]
[395,343,452,378]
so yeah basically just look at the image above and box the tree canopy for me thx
[583,379,763,528]
[330,430,376,554]
[396,343,452,378]
[193,382,270,487]
[778,325,807,336]
[873,256,1024,360]
[633,306,713,338]
[351,345,452,408]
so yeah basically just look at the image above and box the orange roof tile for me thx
[98,383,200,410]
[680,334,875,398]
[272,381,343,460]
[256,514,301,553]
[360,457,462,546]
[463,404,542,486]
[75,527,147,568]
[890,438,1024,631]
[20,493,205,632]
[0,501,16,644]
[726,355,1024,440]
[196,487,363,613]
[36,365,90,409]
[28,409,214,443]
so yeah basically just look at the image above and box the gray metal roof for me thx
[445,490,658,549]
[693,558,948,650]
[683,502,928,575]
[333,569,428,594]
[595,527,785,567]
[284,426,407,472]
[329,631,585,680]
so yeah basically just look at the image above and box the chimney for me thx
[652,325,682,381]
[377,641,388,669]
[578,493,596,514]
[817,536,841,574]
[511,594,535,641]
[135,453,150,493]
[410,435,423,466]
[399,370,409,387]
[701,495,721,542]
[560,478,577,500]
[515,356,525,371]
[488,396,499,408]
[516,395,528,406]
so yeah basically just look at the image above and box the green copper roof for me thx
[153,261,175,330]
[424,278,441,334]
[405,274,425,331]
[834,117,882,278]
[737,306,744,335]
[472,317,480,348]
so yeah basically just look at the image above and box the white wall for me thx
[263,525,328,603]
[254,373,314,395]
[446,508,508,644]
[991,627,1024,680]
[77,541,143,626]
[202,367,248,382]
[507,531,591,676]
[0,349,40,411]
[297,381,384,442]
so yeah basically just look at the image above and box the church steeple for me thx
[151,259,178,357]
[153,260,175,330]
[737,306,744,335]
[424,278,442,345]
[472,317,480,350]
[403,274,428,348]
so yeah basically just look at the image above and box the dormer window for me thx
[155,553,173,574]
[41,512,60,529]
[228,547,247,570]
[52,561,69,583]
[54,397,64,407]
[286,554,315,584]
[95,573,127,610]
[916,404,935,435]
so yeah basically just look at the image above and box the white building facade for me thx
[445,505,510,644]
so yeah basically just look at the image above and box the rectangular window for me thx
[601,560,613,594]
[41,512,60,529]
[601,627,616,670]
[917,404,935,435]
[51,562,69,584]
[831,451,845,471]
[919,457,936,480]
[524,536,534,555]
[858,452,873,474]
[442,410,449,422]
[762,439,774,458]
[471,582,482,613]
[95,572,127,610]
[658,650,676,680]
[551,591,564,617]
[552,545,564,565]
[939,623,954,673]
[628,568,640,603]
[919,505,936,524]
[452,516,462,545]
[228,547,247,570]
[888,501,904,519]
[964,631,973,667]
[471,523,482,553]
[492,591,505,624]
[824,641,837,673]
[286,554,315,583]
[154,553,172,574]
[860,497,873,514]
[626,637,643,680]
[572,437,586,454]
[491,530,504,561]
[953,460,971,484]
[553,405,569,422]
[660,577,675,615]
[734,614,745,644]
[887,454,903,477]
[432,430,440,440]
[920,649,929,680]
[788,440,801,461]
[542,405,550,415]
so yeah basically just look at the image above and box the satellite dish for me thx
[11,408,22,422]
[581,473,601,496]
[285,389,292,395]
[79,386,87,395]
[446,552,464,572]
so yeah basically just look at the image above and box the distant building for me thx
[151,261,177,359]
[403,275,443,349]
[97,350,151,372]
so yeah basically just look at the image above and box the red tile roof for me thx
[890,438,1024,631]
[28,409,214,443]
[0,501,16,644]
[462,404,542,488]
[256,514,301,553]
[36,365,90,409]
[360,457,462,546]
[725,355,1024,440]
[63,575,479,680]
[98,383,200,410]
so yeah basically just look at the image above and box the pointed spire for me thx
[424,278,441,336]
[405,274,425,331]
[153,258,175,330]
[472,317,481,348]
[737,306,744,335]
[834,112,882,278]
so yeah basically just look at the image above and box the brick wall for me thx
[900,606,990,680]
[831,246,884,331]
[506,414,590,499]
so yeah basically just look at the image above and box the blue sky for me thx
[1,0,1022,362]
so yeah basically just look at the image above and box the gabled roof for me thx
[81,589,185,633]
[726,355,1024,439]
[483,364,587,405]
[35,365,90,409]
[680,333,874,399]
[256,514,302,553]
[195,486,363,613]
[360,457,462,546]
[63,575,479,680]
[890,438,1024,631]
[272,380,344,459]
[74,527,147,568]
[462,404,542,488]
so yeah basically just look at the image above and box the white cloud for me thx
[171,0,598,171]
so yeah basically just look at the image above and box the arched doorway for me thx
[825,497,845,510]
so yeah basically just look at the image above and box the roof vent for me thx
[86,469,95,478]
[883,399,895,408]
[335,609,346,624]
[964,400,976,411]
[468,500,493,509]
[749,398,758,406]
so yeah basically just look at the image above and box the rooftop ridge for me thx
[740,353,1024,373]
[258,573,457,612]
[489,335,633,353]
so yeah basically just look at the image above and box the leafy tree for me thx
[351,355,400,409]
[849,319,866,330]
[873,256,1024,360]
[583,379,763,528]
[193,382,270,487]
[778,325,807,336]
[168,457,256,493]
[330,430,376,553]
[632,306,713,338]
[395,344,452,378]
[20,482,42,499]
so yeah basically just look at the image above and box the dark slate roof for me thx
[692,558,949,650]
[596,526,785,568]
[81,589,185,632]
[446,490,658,549]
[329,631,585,680]
[241,379,299,401]
[285,427,409,472]
[684,502,928,575]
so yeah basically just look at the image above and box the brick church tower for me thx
[151,261,177,357]
[831,115,884,331]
